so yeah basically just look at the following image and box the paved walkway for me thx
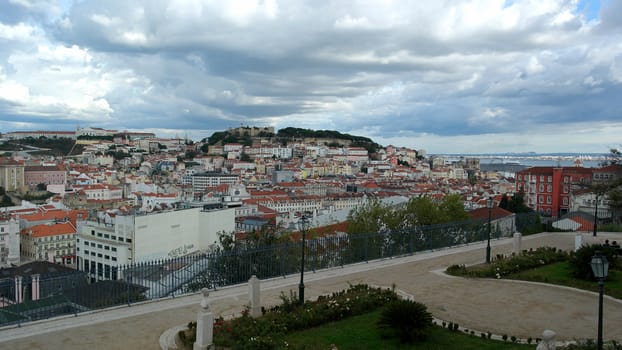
[1,232,622,349]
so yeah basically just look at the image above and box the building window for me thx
[546,196,552,204]
[547,184,552,192]
[112,247,117,252]
[539,196,544,204]
[540,175,545,182]
[548,176,552,182]
[539,184,544,192]
[563,197,568,205]
[564,176,569,183]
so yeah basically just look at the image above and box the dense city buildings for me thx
[515,166,594,217]
[0,125,620,283]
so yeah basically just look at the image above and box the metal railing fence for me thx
[0,212,540,328]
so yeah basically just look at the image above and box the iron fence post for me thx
[126,270,131,307]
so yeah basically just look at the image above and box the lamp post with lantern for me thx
[590,251,609,350]
[486,197,493,263]
[298,215,310,306]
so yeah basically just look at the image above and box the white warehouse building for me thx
[75,206,235,281]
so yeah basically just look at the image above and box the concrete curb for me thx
[159,324,186,350]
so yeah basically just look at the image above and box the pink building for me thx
[24,165,66,189]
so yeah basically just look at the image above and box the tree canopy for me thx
[498,192,533,213]
[347,194,469,234]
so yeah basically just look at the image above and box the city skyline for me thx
[1,0,621,154]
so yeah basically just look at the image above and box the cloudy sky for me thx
[0,0,621,154]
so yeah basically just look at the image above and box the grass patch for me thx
[506,261,622,299]
[284,310,533,350]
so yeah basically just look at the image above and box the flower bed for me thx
[180,284,400,349]
[446,247,568,279]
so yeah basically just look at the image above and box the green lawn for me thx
[505,261,622,299]
[284,310,534,350]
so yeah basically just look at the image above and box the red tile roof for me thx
[22,222,76,238]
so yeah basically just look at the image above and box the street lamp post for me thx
[486,197,493,264]
[590,251,609,350]
[298,215,309,306]
[593,193,599,237]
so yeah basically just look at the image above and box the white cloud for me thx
[0,80,30,103]
[335,14,371,29]
[526,56,544,74]
[0,22,37,41]
[0,0,620,153]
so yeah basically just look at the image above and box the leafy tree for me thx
[467,172,478,186]
[0,186,5,196]
[594,177,622,224]
[183,150,198,160]
[217,223,287,252]
[439,194,469,222]
[569,244,619,280]
[500,191,533,213]
[405,196,442,225]
[36,183,46,191]
[106,150,132,160]
[602,147,621,166]
[348,194,469,234]
[0,195,13,207]
[347,200,391,234]
[239,153,251,162]
[200,143,210,153]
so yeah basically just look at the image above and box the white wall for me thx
[133,207,235,262]
[198,207,235,249]
[134,208,202,261]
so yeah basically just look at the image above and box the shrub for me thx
[376,299,433,343]
[446,247,568,278]
[178,321,196,347]
[207,284,399,349]
[569,244,619,281]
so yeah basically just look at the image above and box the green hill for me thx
[202,127,381,154]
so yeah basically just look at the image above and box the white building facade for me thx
[75,207,235,281]
[0,216,20,267]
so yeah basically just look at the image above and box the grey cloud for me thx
[1,1,621,153]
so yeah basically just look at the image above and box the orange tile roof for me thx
[20,209,88,226]
[23,222,76,238]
